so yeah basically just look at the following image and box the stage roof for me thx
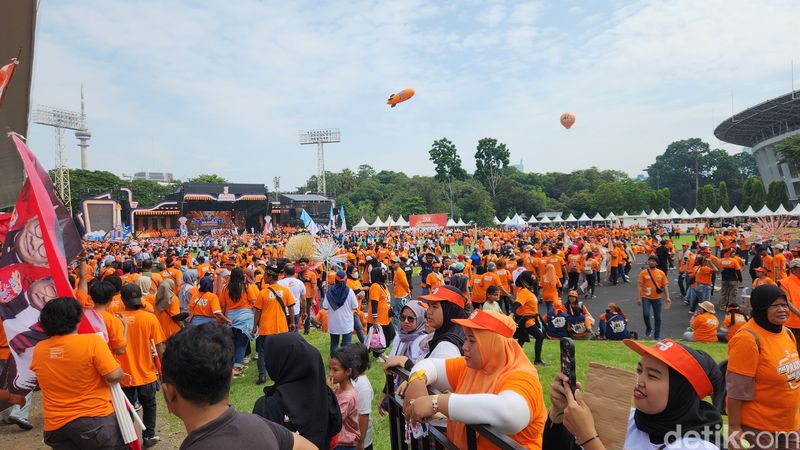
[282,193,330,202]
[181,183,267,195]
[714,91,800,147]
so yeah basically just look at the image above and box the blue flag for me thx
[299,209,313,227]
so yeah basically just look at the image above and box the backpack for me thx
[604,313,630,340]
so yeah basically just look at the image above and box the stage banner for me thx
[0,134,99,408]
[409,213,447,228]
[186,211,244,231]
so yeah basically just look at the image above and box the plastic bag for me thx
[366,325,387,350]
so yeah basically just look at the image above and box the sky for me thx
[26,0,800,191]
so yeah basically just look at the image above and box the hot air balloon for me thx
[560,112,576,129]
[387,88,415,108]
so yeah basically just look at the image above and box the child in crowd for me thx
[329,348,361,450]
[344,344,373,450]
[482,285,503,313]
[598,302,634,340]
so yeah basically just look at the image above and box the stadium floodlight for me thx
[299,128,340,195]
[32,104,86,212]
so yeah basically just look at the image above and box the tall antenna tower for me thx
[299,128,340,195]
[272,176,280,202]
[75,84,92,169]
[32,104,84,212]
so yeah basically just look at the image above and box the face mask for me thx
[351,271,359,279]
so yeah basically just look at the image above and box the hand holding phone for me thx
[560,337,577,394]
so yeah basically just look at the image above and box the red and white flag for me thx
[0,58,18,107]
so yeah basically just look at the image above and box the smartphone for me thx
[560,337,577,394]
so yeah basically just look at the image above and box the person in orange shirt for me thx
[638,255,671,340]
[253,267,296,385]
[539,264,562,314]
[752,267,776,288]
[118,283,166,447]
[368,267,394,350]
[683,301,719,342]
[727,284,800,448]
[470,266,487,306]
[403,310,546,450]
[512,271,546,365]
[297,258,318,335]
[88,281,127,356]
[390,257,410,331]
[689,253,719,314]
[31,298,126,448]
[777,258,800,349]
[219,268,255,376]
[188,276,230,326]
[717,303,748,343]
[425,262,445,291]
[154,279,184,340]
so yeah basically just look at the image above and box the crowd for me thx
[2,223,800,449]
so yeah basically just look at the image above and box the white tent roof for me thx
[657,209,669,220]
[446,218,457,227]
[667,209,679,219]
[620,211,631,218]
[713,206,727,218]
[493,216,501,225]
[606,212,617,219]
[790,204,800,216]
[647,210,659,220]
[700,208,714,219]
[370,217,384,228]
[509,214,525,226]
[726,206,743,217]
[679,209,691,219]
[565,213,578,222]
[352,217,370,231]
[395,215,409,227]
[578,212,590,221]
[456,218,467,227]
[639,210,648,217]
[552,215,564,223]
[688,209,701,219]
[591,212,604,221]
[501,216,512,225]
[773,204,791,216]
[741,206,757,217]
[539,216,552,224]
[755,205,774,217]
[527,214,538,224]
[384,215,395,227]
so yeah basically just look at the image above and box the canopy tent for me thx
[394,215,409,227]
[726,206,743,217]
[539,216,552,224]
[639,210,648,217]
[564,213,578,222]
[383,216,395,228]
[755,205,774,217]
[352,217,370,231]
[713,206,727,218]
[493,216,501,225]
[508,214,526,227]
[657,209,669,220]
[688,209,701,219]
[501,216,512,225]
[527,214,539,224]
[606,212,617,220]
[620,211,631,218]
[772,204,791,216]
[578,212,590,222]
[699,208,714,219]
[667,209,679,219]
[446,218,458,227]
[456,218,468,227]
[790,204,800,216]
[370,217,385,228]
[552,215,564,223]
[647,210,659,220]
[741,206,757,217]
[679,209,691,219]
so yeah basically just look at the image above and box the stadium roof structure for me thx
[282,193,330,202]
[714,91,800,147]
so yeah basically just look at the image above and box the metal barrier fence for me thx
[385,367,526,450]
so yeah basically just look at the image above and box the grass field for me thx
[211,330,730,450]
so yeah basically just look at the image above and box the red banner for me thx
[409,213,447,228]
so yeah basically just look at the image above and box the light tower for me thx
[32,104,84,212]
[75,84,91,170]
[299,128,340,195]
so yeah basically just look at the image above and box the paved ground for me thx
[409,254,747,340]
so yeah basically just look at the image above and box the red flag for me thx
[0,58,18,108]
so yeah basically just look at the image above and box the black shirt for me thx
[181,406,294,450]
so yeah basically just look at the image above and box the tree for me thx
[766,180,790,210]
[187,174,227,183]
[429,137,466,218]
[741,177,766,210]
[718,181,730,210]
[129,179,176,208]
[52,169,123,213]
[474,137,510,201]
[774,134,800,175]
[696,184,717,212]
[646,138,710,210]
[357,164,376,181]
[453,179,495,226]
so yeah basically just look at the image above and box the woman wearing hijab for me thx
[403,309,547,449]
[177,269,197,313]
[154,278,184,340]
[539,264,562,315]
[345,265,367,344]
[368,266,394,350]
[543,338,724,450]
[322,270,359,355]
[252,333,341,450]
[220,268,255,377]
[512,271,546,365]
[420,286,467,358]
[727,284,800,449]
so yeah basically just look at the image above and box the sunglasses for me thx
[399,315,417,323]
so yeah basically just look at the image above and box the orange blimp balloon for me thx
[560,112,576,129]
[387,88,415,108]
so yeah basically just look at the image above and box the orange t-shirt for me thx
[547,256,565,278]
[781,274,800,329]
[539,278,562,302]
[722,313,747,341]
[393,268,410,298]
[155,295,182,339]
[316,309,329,332]
[470,274,486,303]
[97,309,126,352]
[495,269,512,293]
[196,263,211,282]
[368,283,390,326]
[254,284,296,335]
[515,288,539,328]
[692,265,713,286]
[31,334,120,431]
[727,322,800,431]
[189,292,222,318]
[444,357,545,450]
[690,312,719,342]
[219,286,253,311]
[638,268,667,300]
[426,272,444,290]
[117,309,165,386]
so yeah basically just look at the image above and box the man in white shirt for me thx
[277,264,306,333]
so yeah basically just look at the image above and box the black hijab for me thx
[256,333,329,449]
[750,284,786,333]
[427,300,466,357]
[634,344,724,446]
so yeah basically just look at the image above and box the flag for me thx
[299,209,313,228]
[329,207,336,229]
[0,58,18,108]
[262,216,273,235]
[307,220,319,236]
[339,206,346,232]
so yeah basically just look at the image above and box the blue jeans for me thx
[353,312,366,344]
[683,331,695,341]
[691,284,711,312]
[293,313,300,333]
[391,296,408,331]
[330,332,353,355]
[232,328,249,368]
[641,298,663,340]
[256,335,267,377]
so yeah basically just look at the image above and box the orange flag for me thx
[0,58,19,107]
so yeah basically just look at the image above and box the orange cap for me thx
[623,339,713,399]
[420,286,467,308]
[452,309,516,338]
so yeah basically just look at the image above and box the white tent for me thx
[456,218,468,227]
[773,204,791,216]
[527,214,539,224]
[713,206,727,218]
[352,217,370,231]
[539,216,552,224]
[605,212,617,221]
[565,213,578,222]
[790,204,800,216]
[578,212,590,222]
[755,205,774,217]
[501,216,512,225]
[493,216,501,225]
[688,209,701,219]
[657,209,669,220]
[647,210,659,220]
[639,210,648,217]
[446,218,457,227]
[509,214,526,227]
[741,206,757,218]
[726,206,743,217]
[667,209,679,219]
[370,216,384,228]
[700,208,714,219]
[620,211,631,218]
[395,215,409,227]
[591,212,604,221]
[552,215,564,223]
[679,209,691,219]
[384,215,395,228]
